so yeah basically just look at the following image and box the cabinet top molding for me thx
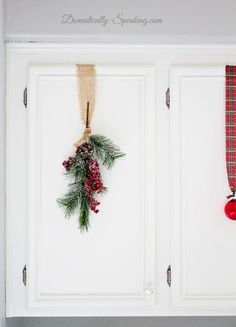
[6,43,236,57]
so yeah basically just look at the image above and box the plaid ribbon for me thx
[226,65,236,195]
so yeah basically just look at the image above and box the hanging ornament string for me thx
[224,65,236,220]
[57,65,125,231]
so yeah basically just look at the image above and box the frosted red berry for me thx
[76,142,93,159]
[85,159,103,213]
[62,157,75,171]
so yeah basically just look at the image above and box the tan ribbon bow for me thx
[74,64,96,147]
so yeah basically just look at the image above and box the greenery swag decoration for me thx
[57,65,125,231]
[57,134,125,231]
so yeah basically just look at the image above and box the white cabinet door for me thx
[7,63,156,316]
[170,66,236,312]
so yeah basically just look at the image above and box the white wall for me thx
[5,0,236,43]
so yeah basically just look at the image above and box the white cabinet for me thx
[6,49,157,317]
[6,44,236,317]
[170,67,236,310]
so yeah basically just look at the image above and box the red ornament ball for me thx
[224,200,236,220]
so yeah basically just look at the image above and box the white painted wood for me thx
[170,66,236,311]
[6,47,161,316]
[7,44,236,317]
[27,64,156,307]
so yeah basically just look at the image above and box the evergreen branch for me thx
[57,153,91,230]
[57,182,90,231]
[89,134,125,169]
[79,191,90,231]
[57,134,125,231]
[57,188,79,218]
[65,156,88,180]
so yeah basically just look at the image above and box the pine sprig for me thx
[64,156,87,179]
[57,182,91,230]
[57,187,79,218]
[57,134,125,231]
[89,135,125,169]
[79,191,90,231]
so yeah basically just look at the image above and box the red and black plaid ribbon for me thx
[226,65,236,195]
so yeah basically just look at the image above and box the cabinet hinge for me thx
[23,87,27,108]
[167,265,171,287]
[166,87,170,109]
[22,265,27,286]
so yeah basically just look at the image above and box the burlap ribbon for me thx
[74,64,96,147]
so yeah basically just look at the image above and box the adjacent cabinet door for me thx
[6,46,236,317]
[170,66,236,312]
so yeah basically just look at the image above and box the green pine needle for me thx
[57,189,79,218]
[79,193,90,231]
[89,135,125,169]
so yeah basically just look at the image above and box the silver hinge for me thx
[23,88,27,108]
[22,265,27,286]
[167,265,171,287]
[166,88,170,109]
